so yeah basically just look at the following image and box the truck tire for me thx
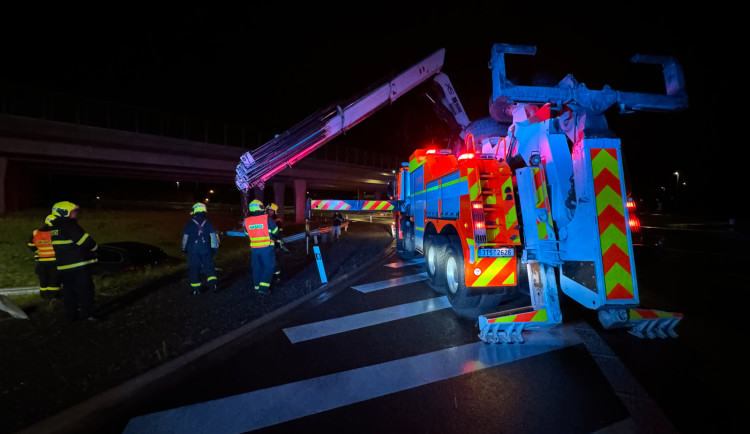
[444,238,520,318]
[444,239,477,309]
[424,235,448,294]
[398,224,416,260]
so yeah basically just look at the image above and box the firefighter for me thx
[244,199,282,295]
[266,203,284,279]
[27,215,61,300]
[266,203,283,235]
[48,201,100,322]
[182,202,220,294]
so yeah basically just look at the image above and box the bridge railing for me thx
[0,81,400,170]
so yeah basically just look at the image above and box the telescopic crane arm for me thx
[235,49,447,192]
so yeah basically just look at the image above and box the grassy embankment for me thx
[0,208,253,309]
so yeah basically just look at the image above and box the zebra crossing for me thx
[124,257,584,433]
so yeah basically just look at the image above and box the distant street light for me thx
[673,171,679,189]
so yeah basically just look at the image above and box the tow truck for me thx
[234,43,687,343]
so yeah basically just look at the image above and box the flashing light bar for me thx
[458,152,476,161]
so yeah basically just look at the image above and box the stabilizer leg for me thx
[478,261,562,344]
[598,308,683,339]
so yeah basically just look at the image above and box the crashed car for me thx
[90,242,168,275]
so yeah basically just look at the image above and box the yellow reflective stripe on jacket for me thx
[57,258,97,270]
[76,233,89,246]
[38,257,56,262]
[52,240,73,245]
[249,237,273,248]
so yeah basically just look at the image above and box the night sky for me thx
[2,4,737,218]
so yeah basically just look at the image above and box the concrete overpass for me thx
[0,108,399,222]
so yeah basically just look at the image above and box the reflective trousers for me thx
[251,246,275,293]
[187,248,217,289]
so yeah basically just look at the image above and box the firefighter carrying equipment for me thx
[191,202,207,215]
[248,199,264,212]
[244,211,280,294]
[51,201,79,218]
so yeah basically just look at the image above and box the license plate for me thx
[477,247,514,258]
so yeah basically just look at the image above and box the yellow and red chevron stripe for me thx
[361,201,394,211]
[465,255,517,287]
[591,148,635,301]
[468,167,480,201]
[486,308,547,323]
[311,200,351,210]
[502,175,519,239]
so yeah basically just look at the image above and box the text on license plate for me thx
[477,248,514,258]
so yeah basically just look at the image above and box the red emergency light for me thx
[629,216,641,232]
[458,152,475,161]
[626,198,642,234]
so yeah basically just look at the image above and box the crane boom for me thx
[235,48,446,192]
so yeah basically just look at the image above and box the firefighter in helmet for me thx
[47,201,100,322]
[182,202,220,294]
[244,199,282,294]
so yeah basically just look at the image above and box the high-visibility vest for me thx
[244,215,274,248]
[31,229,56,262]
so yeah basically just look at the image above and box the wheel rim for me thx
[446,256,458,295]
[427,246,436,275]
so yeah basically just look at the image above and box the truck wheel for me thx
[398,225,416,260]
[424,235,447,294]
[444,238,519,318]
[444,239,476,308]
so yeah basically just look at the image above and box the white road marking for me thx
[351,272,428,293]
[283,297,451,343]
[383,258,425,268]
[123,327,581,434]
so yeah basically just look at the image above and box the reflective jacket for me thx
[243,212,279,248]
[182,212,219,253]
[27,225,56,262]
[48,215,98,271]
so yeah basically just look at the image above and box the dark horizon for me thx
[1,4,736,219]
